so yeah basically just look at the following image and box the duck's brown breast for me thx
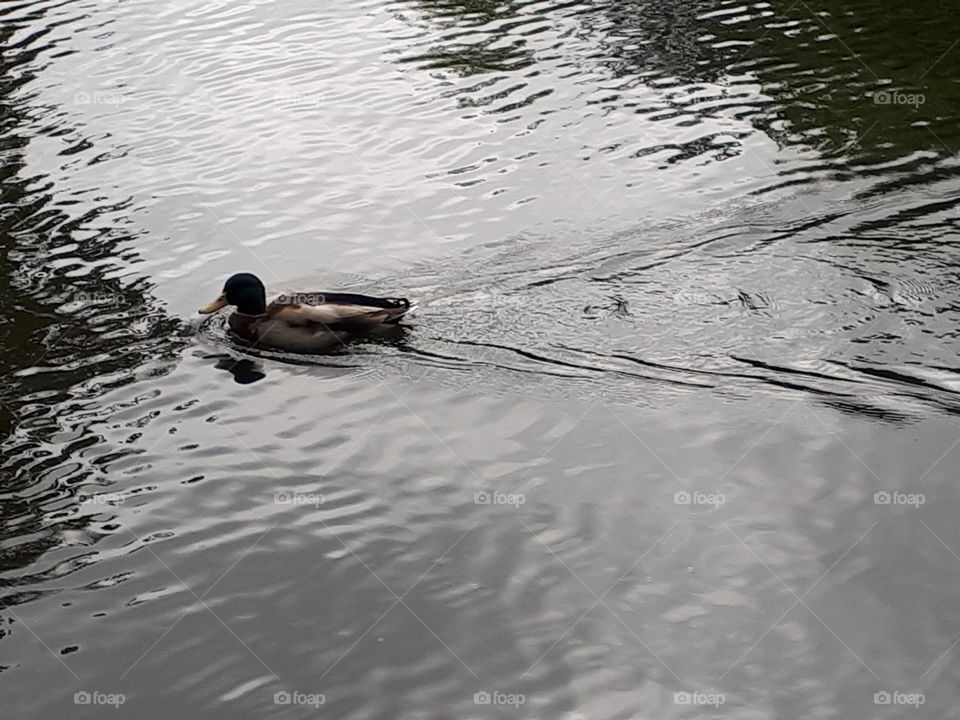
[228,313,259,342]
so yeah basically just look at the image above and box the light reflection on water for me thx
[4,0,960,717]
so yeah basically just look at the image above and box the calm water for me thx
[3,0,960,717]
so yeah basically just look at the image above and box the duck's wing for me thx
[267,294,410,329]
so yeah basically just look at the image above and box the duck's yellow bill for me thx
[199,294,228,314]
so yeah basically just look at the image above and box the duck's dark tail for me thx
[317,292,409,309]
[383,297,411,323]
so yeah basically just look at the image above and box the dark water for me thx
[3,0,960,717]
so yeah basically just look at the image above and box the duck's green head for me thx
[199,273,267,315]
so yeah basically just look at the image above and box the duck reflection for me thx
[202,320,409,383]
[213,356,267,384]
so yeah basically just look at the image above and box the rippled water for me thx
[4,0,960,717]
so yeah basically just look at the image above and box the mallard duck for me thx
[199,273,411,353]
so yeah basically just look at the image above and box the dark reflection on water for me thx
[0,0,184,604]
[4,0,960,717]
[399,0,960,177]
[212,356,267,385]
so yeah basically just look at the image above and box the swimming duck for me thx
[199,273,411,353]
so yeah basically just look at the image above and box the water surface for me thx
[3,0,960,717]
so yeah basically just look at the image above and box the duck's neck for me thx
[234,291,266,315]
